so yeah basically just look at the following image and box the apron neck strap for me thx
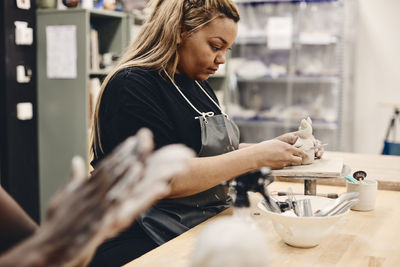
[164,70,229,120]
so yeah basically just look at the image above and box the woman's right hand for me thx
[251,139,307,169]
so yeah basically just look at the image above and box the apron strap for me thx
[194,111,215,123]
[164,70,229,120]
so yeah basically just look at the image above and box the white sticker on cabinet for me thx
[46,25,77,79]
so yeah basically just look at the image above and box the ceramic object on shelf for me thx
[104,0,116,10]
[62,0,78,8]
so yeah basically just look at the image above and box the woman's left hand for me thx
[312,137,324,159]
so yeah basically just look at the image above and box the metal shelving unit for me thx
[230,0,348,150]
[237,76,340,84]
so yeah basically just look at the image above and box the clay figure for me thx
[293,117,314,165]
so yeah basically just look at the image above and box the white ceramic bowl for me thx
[258,195,349,248]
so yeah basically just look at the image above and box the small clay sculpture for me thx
[293,117,315,165]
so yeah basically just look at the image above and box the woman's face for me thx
[177,17,238,81]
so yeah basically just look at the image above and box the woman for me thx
[89,0,322,266]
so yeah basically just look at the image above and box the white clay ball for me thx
[191,217,269,267]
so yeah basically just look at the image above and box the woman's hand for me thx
[276,131,324,159]
[275,131,299,145]
[239,132,299,150]
[312,137,324,159]
[251,139,307,169]
[0,128,194,267]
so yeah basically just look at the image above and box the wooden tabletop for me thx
[126,181,400,267]
[276,151,400,191]
[126,152,400,267]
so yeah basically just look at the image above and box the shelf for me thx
[235,35,339,46]
[234,0,339,4]
[236,76,340,84]
[209,74,226,78]
[89,69,110,76]
[37,8,83,14]
[235,36,268,45]
[37,8,125,18]
[295,34,339,45]
[233,118,338,130]
[90,9,125,18]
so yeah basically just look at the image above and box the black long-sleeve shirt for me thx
[91,67,221,167]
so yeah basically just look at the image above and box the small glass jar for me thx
[39,0,56,8]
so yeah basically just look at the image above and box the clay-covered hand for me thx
[277,131,324,159]
[252,139,307,169]
[275,131,299,145]
[0,128,194,267]
[312,137,324,159]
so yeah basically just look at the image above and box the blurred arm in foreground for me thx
[0,128,194,267]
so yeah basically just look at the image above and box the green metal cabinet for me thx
[37,8,131,219]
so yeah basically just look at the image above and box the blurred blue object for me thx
[382,108,400,156]
[382,141,400,156]
[93,0,103,9]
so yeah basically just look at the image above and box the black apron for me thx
[137,75,240,245]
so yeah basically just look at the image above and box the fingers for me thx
[275,132,299,145]
[142,144,195,184]
[94,136,138,176]
[106,161,145,202]
[70,156,86,181]
[286,146,304,166]
[285,145,307,166]
[316,147,324,158]
[103,182,171,237]
[313,138,324,159]
[135,128,155,159]
[290,155,303,166]
[93,129,154,186]
[65,156,87,193]
[101,144,193,227]
[289,131,299,145]
[98,128,154,173]
[290,146,307,159]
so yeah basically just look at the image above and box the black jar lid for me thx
[353,170,367,181]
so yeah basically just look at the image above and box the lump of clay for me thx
[191,217,269,267]
[293,117,314,165]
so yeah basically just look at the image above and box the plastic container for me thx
[346,179,378,211]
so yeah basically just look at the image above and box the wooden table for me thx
[276,151,400,191]
[126,182,400,267]
[126,152,400,267]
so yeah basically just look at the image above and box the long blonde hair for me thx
[91,0,240,159]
